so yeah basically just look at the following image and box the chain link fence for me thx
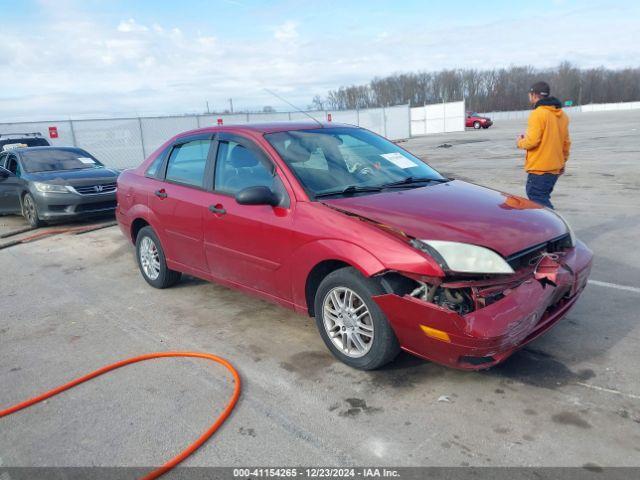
[0,105,411,169]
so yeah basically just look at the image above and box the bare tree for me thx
[311,95,325,110]
[318,64,640,112]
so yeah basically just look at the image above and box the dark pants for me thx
[526,173,559,209]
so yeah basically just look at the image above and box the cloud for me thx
[273,21,298,41]
[0,2,638,122]
[117,18,149,33]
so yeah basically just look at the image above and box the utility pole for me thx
[206,101,210,114]
[229,98,234,113]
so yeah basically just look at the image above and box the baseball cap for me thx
[529,81,550,97]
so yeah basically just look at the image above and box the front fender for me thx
[289,239,387,311]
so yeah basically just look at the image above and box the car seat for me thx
[221,145,273,192]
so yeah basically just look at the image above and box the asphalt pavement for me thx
[1,110,639,471]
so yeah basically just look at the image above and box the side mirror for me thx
[0,167,14,179]
[235,185,279,207]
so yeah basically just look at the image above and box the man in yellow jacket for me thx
[517,81,571,209]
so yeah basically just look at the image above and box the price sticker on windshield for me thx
[77,157,96,164]
[380,152,417,169]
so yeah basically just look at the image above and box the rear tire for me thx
[314,267,400,370]
[135,226,181,289]
[22,193,43,228]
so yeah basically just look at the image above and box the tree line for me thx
[311,62,640,112]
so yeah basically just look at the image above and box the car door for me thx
[203,133,295,298]
[147,134,215,274]
[0,154,24,214]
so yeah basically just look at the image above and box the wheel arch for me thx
[291,239,387,316]
[305,260,353,317]
[124,204,162,244]
[131,217,150,243]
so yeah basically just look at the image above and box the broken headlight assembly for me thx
[410,239,515,275]
[380,240,518,316]
[409,281,475,315]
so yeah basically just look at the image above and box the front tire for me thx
[22,193,43,228]
[473,121,481,129]
[314,267,400,370]
[135,226,181,288]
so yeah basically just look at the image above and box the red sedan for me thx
[466,111,493,129]
[116,122,592,370]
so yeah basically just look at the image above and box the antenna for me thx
[263,88,323,128]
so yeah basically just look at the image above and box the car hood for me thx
[26,167,119,186]
[321,180,567,257]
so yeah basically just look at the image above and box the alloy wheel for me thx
[24,196,37,225]
[322,287,374,358]
[139,236,161,280]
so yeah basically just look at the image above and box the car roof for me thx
[176,121,358,138]
[0,133,44,138]
[8,146,85,154]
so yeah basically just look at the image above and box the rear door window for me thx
[165,139,213,188]
[145,150,167,178]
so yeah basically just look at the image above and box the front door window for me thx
[214,141,274,195]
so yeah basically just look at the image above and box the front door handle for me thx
[154,189,167,199]
[209,204,226,215]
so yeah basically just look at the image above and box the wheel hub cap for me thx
[139,237,161,280]
[323,287,374,358]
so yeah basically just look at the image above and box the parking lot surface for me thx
[1,110,639,469]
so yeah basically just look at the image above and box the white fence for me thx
[479,101,640,120]
[580,101,640,112]
[0,105,411,169]
[410,101,465,136]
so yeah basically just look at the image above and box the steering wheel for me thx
[348,162,374,177]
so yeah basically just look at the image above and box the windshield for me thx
[265,127,444,197]
[20,149,104,173]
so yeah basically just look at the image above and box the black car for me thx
[0,132,50,150]
[0,147,119,227]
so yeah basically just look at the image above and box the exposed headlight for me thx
[551,210,576,247]
[33,182,70,194]
[411,239,514,274]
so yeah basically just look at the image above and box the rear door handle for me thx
[154,189,167,199]
[209,204,226,215]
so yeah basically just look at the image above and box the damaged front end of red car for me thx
[372,236,593,370]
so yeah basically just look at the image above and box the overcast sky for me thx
[0,0,638,121]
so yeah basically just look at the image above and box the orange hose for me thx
[0,352,241,480]
[16,224,103,243]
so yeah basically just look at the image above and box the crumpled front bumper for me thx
[372,240,593,370]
